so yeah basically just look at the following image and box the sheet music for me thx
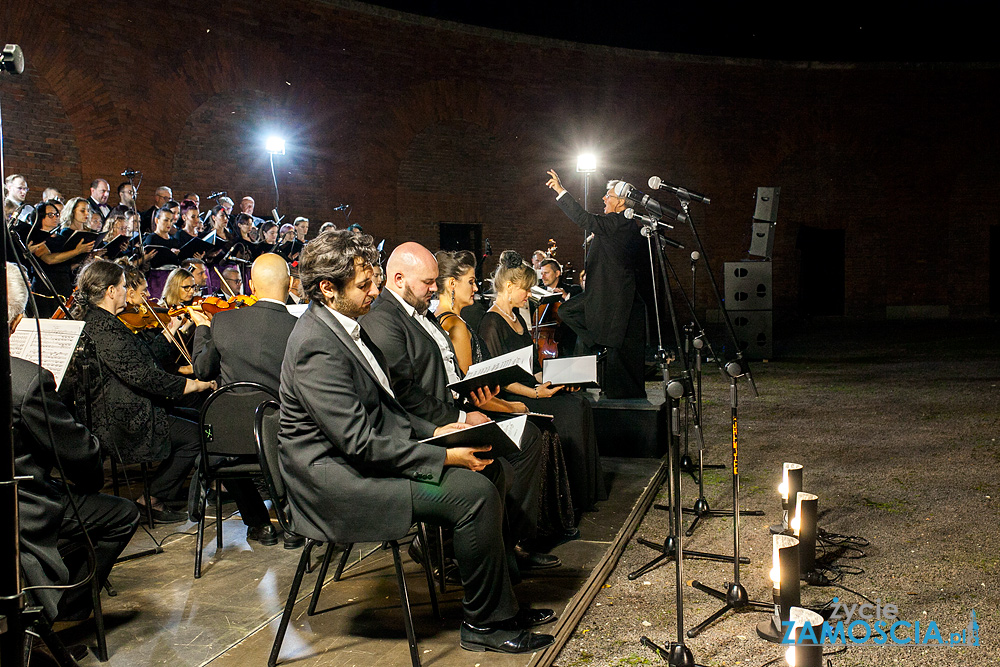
[464,345,533,380]
[496,415,527,448]
[543,355,598,386]
[9,318,87,390]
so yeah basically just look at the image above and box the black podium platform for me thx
[590,397,667,458]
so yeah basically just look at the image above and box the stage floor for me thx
[55,457,662,667]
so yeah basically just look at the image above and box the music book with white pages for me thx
[9,318,87,390]
[420,415,527,459]
[542,354,599,388]
[447,345,535,396]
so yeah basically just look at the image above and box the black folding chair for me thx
[194,382,278,578]
[254,400,440,667]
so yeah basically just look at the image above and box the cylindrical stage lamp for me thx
[783,607,824,667]
[791,492,818,577]
[771,462,803,535]
[758,534,800,642]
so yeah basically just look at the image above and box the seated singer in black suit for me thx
[7,263,140,624]
[545,169,648,399]
[360,242,556,570]
[278,231,555,653]
[189,252,301,548]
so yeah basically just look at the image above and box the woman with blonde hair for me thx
[479,250,606,520]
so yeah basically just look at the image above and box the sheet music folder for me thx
[447,345,535,396]
[420,415,527,459]
[542,355,599,388]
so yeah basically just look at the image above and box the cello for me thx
[533,239,562,366]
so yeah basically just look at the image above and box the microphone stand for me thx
[668,196,769,638]
[631,216,717,667]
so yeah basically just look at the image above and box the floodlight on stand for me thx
[265,136,286,155]
[791,492,818,577]
[757,534,800,642]
[771,462,803,535]
[783,607,824,667]
[576,153,597,173]
[576,152,597,242]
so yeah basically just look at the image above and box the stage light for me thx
[792,492,818,576]
[576,153,597,173]
[758,534,800,642]
[265,136,286,155]
[783,607,824,667]
[772,462,803,535]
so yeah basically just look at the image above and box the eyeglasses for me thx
[45,211,60,218]
[180,284,197,290]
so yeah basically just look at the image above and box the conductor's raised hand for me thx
[546,169,566,196]
[445,446,492,471]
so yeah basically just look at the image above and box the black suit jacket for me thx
[555,192,644,348]
[12,357,103,620]
[278,302,442,543]
[87,196,110,222]
[192,299,297,393]
[360,290,461,425]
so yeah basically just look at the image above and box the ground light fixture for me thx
[791,492,818,577]
[771,462,803,534]
[758,534,800,642]
[783,607,824,667]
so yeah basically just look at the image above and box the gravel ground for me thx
[553,320,999,667]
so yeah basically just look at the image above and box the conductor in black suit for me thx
[7,263,139,623]
[189,253,299,547]
[546,169,647,399]
[361,242,555,569]
[278,231,554,653]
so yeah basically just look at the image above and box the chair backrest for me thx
[254,399,294,535]
[199,382,279,458]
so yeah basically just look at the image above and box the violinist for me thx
[72,259,215,523]
[187,253,298,546]
[159,267,199,374]
[537,258,581,358]
[120,265,188,364]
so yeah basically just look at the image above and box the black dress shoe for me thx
[514,545,561,570]
[510,607,556,629]
[282,532,305,549]
[247,524,279,546]
[460,622,555,653]
[408,534,461,583]
[146,506,188,523]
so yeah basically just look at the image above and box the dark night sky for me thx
[360,1,999,64]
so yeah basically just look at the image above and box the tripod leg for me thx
[686,604,731,639]
[627,552,670,580]
[685,515,702,537]
[687,579,728,602]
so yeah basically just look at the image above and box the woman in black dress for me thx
[72,259,216,523]
[479,250,606,519]
[434,250,577,540]
[32,197,97,316]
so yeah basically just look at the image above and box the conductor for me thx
[545,169,647,399]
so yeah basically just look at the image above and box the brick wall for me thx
[3,0,999,319]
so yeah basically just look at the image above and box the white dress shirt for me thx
[325,305,395,397]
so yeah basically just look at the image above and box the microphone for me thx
[614,182,688,224]
[208,191,227,199]
[121,168,141,177]
[331,204,350,211]
[623,207,673,230]
[648,176,711,206]
[690,251,701,263]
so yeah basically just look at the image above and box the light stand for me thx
[791,493,818,578]
[756,534,801,642]
[576,154,596,263]
[782,607,825,667]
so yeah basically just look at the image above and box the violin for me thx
[172,294,258,317]
[118,302,172,332]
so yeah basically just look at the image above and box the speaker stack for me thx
[725,187,779,359]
